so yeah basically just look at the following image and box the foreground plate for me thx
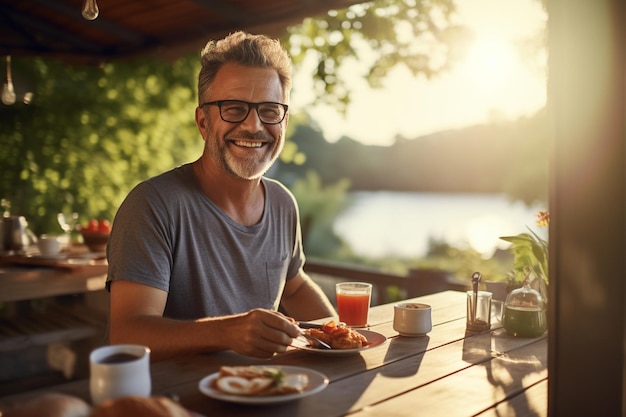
[293,329,388,355]
[198,366,329,405]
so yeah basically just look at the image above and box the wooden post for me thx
[548,0,626,414]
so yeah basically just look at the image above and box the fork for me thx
[299,332,332,350]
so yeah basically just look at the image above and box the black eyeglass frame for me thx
[199,100,289,125]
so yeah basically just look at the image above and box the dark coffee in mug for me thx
[99,352,141,364]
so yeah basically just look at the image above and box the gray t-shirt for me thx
[106,163,304,320]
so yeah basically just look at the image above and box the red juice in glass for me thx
[336,282,372,327]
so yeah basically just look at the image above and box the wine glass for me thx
[57,212,79,248]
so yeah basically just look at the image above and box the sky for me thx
[290,0,548,146]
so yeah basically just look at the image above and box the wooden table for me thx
[0,252,109,386]
[0,291,548,416]
[0,252,109,350]
[0,244,108,303]
[0,262,108,304]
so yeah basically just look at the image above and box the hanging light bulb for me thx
[23,92,33,104]
[2,55,16,105]
[82,0,99,20]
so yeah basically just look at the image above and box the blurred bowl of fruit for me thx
[77,219,111,252]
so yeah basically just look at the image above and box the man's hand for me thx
[226,309,301,358]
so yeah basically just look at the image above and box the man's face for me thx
[195,62,288,180]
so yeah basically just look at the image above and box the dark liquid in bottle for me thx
[503,306,547,337]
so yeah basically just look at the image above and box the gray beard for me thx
[216,138,283,180]
[205,129,284,180]
[224,150,277,180]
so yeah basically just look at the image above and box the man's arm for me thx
[280,271,337,321]
[108,280,301,361]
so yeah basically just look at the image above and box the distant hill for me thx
[274,109,548,201]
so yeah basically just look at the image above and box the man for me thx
[107,31,336,361]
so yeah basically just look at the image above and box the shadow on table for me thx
[379,336,430,377]
[461,329,492,365]
[462,330,547,417]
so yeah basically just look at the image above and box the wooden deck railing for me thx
[304,258,469,305]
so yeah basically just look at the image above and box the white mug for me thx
[37,235,61,256]
[89,344,151,406]
[393,302,432,337]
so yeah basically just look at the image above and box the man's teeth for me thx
[234,140,263,148]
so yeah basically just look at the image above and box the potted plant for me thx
[499,211,550,302]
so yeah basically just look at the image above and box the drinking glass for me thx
[336,282,372,327]
[466,290,492,332]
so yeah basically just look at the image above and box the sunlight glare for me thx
[466,215,510,259]
[463,36,517,90]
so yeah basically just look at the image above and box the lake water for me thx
[332,191,546,259]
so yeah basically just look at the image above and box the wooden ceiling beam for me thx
[26,0,145,44]
[0,0,367,63]
[0,3,97,56]
[191,0,254,25]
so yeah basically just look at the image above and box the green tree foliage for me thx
[285,0,469,112]
[0,56,202,234]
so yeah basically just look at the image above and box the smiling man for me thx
[106,32,336,361]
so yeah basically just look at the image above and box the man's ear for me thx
[195,106,209,140]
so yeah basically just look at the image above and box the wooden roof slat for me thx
[0,0,365,64]
[192,0,253,24]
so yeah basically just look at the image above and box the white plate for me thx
[293,329,388,355]
[198,366,328,405]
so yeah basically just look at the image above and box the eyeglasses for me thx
[199,100,288,125]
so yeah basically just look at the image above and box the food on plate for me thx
[1,393,91,417]
[304,320,369,349]
[212,366,309,396]
[89,396,193,417]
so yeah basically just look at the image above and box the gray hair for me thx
[198,31,292,104]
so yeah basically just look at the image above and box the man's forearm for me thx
[108,315,232,361]
[281,274,336,321]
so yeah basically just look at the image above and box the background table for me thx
[0,263,107,303]
[0,254,109,391]
[0,291,548,416]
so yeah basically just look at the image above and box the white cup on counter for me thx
[37,235,61,256]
